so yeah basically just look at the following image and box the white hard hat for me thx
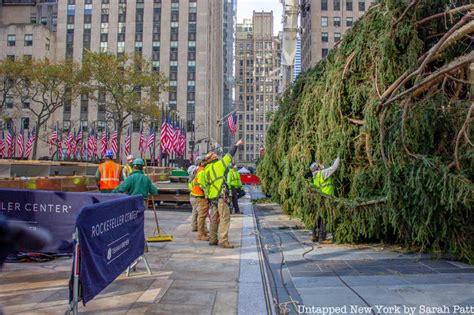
[187,165,197,175]
[309,162,319,172]
[126,154,134,161]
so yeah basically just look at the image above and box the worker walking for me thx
[112,158,158,200]
[96,150,123,193]
[309,156,340,243]
[122,154,135,179]
[190,157,209,241]
[199,139,244,248]
[227,164,244,214]
[187,164,198,232]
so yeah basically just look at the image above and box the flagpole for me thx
[217,110,236,125]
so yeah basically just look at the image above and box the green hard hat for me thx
[133,158,145,166]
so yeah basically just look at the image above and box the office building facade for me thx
[1,0,229,159]
[235,12,281,163]
[54,0,224,157]
[300,0,374,70]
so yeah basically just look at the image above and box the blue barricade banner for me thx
[0,189,126,254]
[76,195,145,304]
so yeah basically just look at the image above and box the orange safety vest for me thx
[191,166,205,197]
[99,160,121,190]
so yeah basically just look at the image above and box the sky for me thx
[237,0,283,35]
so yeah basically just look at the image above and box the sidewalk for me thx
[0,204,251,315]
[249,187,474,315]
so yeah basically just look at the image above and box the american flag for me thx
[71,129,77,157]
[0,131,5,158]
[76,127,83,158]
[100,129,107,157]
[171,126,180,155]
[124,126,131,156]
[87,128,96,159]
[160,118,171,154]
[24,128,35,159]
[66,129,73,157]
[49,127,57,155]
[178,128,186,156]
[138,128,145,154]
[57,134,63,159]
[17,129,24,158]
[6,129,13,158]
[146,126,155,151]
[227,111,238,135]
[110,130,118,156]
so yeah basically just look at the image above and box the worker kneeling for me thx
[200,139,243,248]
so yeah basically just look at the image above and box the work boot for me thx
[209,241,218,246]
[192,228,198,232]
[197,234,209,241]
[220,242,234,249]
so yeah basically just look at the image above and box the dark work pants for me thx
[312,217,326,242]
[230,188,240,213]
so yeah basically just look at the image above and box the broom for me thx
[146,195,173,242]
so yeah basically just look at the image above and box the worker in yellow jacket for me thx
[309,156,340,243]
[199,139,243,248]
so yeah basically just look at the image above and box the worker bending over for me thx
[200,139,244,248]
[309,156,340,243]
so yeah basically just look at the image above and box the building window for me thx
[21,118,30,130]
[100,23,108,33]
[321,32,328,43]
[346,0,353,11]
[359,1,365,11]
[334,17,341,27]
[25,34,33,46]
[322,48,329,58]
[117,42,125,53]
[84,4,92,15]
[321,17,328,27]
[321,0,328,10]
[67,4,76,16]
[334,32,341,42]
[100,42,108,52]
[118,22,126,33]
[334,0,341,10]
[62,120,71,131]
[5,95,14,108]
[7,35,16,46]
[346,17,353,27]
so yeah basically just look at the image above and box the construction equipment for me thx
[146,195,173,242]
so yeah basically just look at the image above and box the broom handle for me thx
[151,194,161,234]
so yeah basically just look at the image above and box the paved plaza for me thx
[0,189,473,315]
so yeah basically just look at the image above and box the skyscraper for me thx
[54,0,225,157]
[222,0,236,152]
[300,0,374,70]
[235,12,281,163]
[293,35,301,80]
